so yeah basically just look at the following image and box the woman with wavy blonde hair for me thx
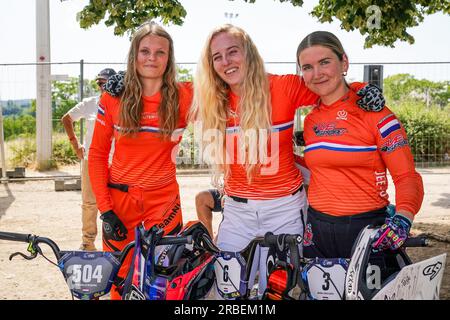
[193,24,272,181]
[89,21,193,299]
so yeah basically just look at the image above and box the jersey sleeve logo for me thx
[97,102,105,116]
[380,134,409,153]
[96,102,107,126]
[377,114,401,138]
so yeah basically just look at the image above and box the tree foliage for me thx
[384,73,450,163]
[384,74,450,108]
[51,77,100,130]
[76,0,449,47]
[308,0,450,48]
[77,0,187,37]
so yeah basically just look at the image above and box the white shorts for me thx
[216,188,307,298]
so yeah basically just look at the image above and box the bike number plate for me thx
[59,251,121,300]
[302,258,348,300]
[214,252,245,299]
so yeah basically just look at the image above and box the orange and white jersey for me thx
[224,74,318,199]
[303,90,424,216]
[89,83,193,213]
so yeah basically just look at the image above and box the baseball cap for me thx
[96,68,116,81]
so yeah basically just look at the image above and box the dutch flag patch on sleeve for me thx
[377,114,401,138]
[97,103,105,116]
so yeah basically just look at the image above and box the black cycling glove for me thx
[100,210,128,241]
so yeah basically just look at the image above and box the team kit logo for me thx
[377,114,408,153]
[313,122,347,137]
[377,114,401,138]
[380,134,409,153]
[336,110,348,120]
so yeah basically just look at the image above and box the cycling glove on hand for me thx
[372,214,412,252]
[101,210,128,241]
[356,83,385,112]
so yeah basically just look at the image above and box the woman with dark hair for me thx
[296,31,424,259]
[89,22,192,299]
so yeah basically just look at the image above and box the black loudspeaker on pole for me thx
[363,65,384,90]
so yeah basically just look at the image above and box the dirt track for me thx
[0,168,448,300]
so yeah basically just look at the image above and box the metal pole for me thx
[36,0,52,170]
[0,103,8,183]
[79,59,84,145]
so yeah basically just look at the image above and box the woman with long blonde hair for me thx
[89,21,193,300]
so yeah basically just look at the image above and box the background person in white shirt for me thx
[61,68,116,251]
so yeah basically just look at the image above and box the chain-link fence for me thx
[0,60,449,173]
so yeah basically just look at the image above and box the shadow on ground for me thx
[431,193,450,210]
[0,183,15,220]
[410,223,449,300]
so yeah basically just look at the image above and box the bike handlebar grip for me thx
[158,235,193,246]
[404,237,428,247]
[263,232,303,246]
[263,232,277,246]
[285,234,303,244]
[0,231,31,243]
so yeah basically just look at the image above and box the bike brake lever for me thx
[9,238,39,261]
[9,250,38,261]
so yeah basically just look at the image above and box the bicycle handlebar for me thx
[0,231,61,260]
[0,231,192,265]
[263,232,303,247]
[0,231,33,243]
[403,236,428,247]
[158,235,193,246]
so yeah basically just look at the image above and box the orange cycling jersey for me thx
[224,74,318,199]
[303,90,424,216]
[89,83,193,213]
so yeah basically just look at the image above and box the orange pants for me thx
[103,182,183,300]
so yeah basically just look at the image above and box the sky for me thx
[1,0,449,100]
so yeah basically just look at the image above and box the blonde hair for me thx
[119,21,179,138]
[191,24,272,183]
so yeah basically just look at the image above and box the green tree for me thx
[384,74,450,108]
[51,77,100,130]
[77,0,449,47]
[308,0,450,48]
[176,66,193,82]
[393,101,450,163]
[3,114,36,140]
[52,77,79,126]
[77,0,187,37]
